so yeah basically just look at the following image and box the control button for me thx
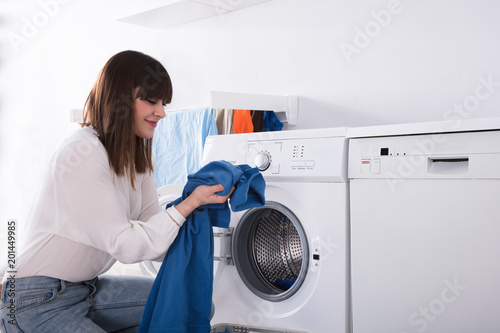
[306,160,315,167]
[255,151,271,171]
[372,158,381,174]
[291,160,305,167]
[361,159,371,174]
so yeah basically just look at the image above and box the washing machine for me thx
[197,128,350,333]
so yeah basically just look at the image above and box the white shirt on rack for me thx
[2,126,185,282]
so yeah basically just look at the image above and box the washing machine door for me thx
[231,201,309,302]
[139,184,184,276]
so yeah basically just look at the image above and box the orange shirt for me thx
[232,109,254,134]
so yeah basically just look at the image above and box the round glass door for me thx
[233,201,309,302]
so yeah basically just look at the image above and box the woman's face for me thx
[133,97,166,139]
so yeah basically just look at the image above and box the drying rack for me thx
[210,91,298,125]
[165,91,298,125]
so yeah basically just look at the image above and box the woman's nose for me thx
[155,105,166,119]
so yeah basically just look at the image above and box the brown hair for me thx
[82,50,172,189]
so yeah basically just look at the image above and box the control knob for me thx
[255,151,271,171]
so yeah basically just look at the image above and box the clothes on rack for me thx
[152,108,218,188]
[263,110,284,132]
[212,109,283,135]
[213,109,234,135]
[232,109,254,134]
[251,111,266,132]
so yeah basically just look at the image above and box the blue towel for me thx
[138,161,266,333]
[263,111,283,131]
[153,108,218,188]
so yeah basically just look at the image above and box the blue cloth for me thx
[138,161,266,333]
[274,276,297,290]
[153,108,218,188]
[263,111,283,131]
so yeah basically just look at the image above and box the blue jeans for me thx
[0,275,154,333]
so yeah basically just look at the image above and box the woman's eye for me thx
[146,99,156,105]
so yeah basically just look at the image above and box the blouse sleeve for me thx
[51,135,185,264]
[138,170,162,220]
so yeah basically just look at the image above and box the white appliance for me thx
[200,128,350,333]
[347,118,500,333]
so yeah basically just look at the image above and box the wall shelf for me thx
[115,0,274,29]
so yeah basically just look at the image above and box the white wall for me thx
[1,0,500,249]
[160,0,500,129]
[0,0,169,249]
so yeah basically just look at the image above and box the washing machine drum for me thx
[232,202,309,302]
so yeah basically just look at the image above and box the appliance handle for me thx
[427,156,469,175]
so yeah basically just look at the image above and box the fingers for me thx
[210,184,233,202]
[192,184,234,206]
[210,183,227,195]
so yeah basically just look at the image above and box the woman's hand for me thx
[174,184,235,218]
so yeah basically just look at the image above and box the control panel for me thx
[246,137,347,182]
[348,131,500,180]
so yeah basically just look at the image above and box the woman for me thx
[0,50,230,332]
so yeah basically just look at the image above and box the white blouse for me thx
[3,127,185,282]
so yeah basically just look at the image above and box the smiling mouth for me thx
[146,120,157,128]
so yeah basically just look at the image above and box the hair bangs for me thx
[135,62,173,106]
